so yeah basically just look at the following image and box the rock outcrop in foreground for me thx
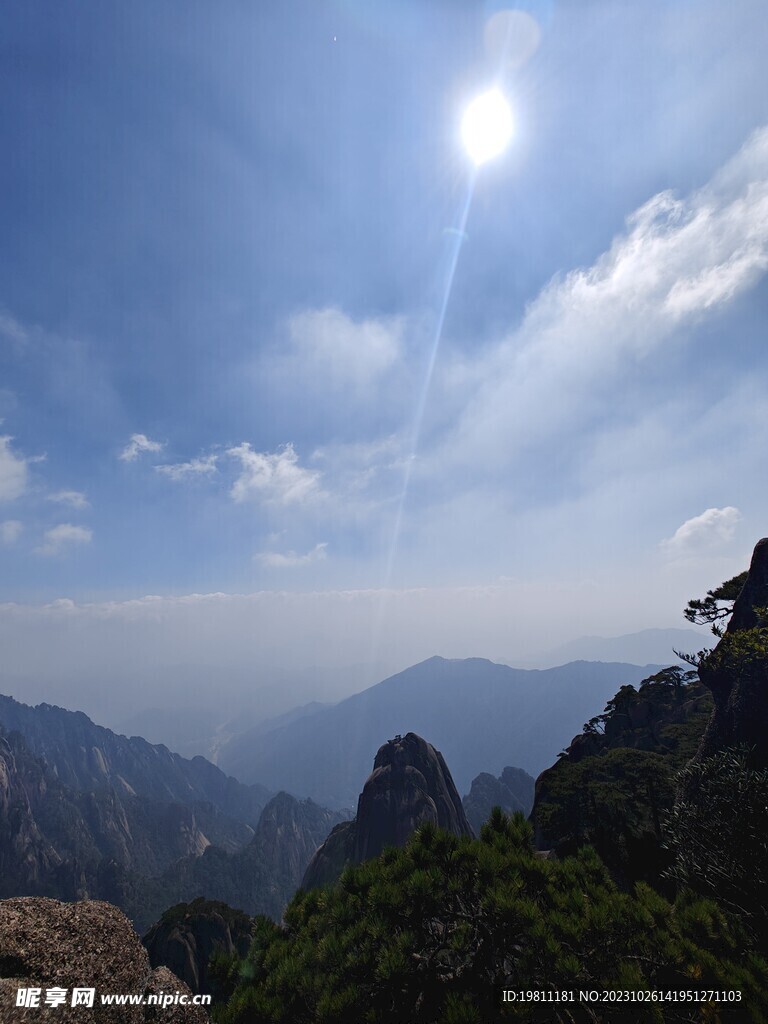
[302,732,472,890]
[0,898,207,1022]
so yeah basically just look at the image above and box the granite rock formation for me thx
[0,897,207,1022]
[0,727,254,931]
[163,792,347,921]
[462,766,536,835]
[302,732,472,889]
[697,537,768,767]
[0,694,269,826]
[0,719,343,931]
[143,899,254,996]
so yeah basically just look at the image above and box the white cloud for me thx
[256,542,328,568]
[446,127,768,470]
[35,523,93,557]
[47,489,89,509]
[0,436,28,502]
[0,520,23,545]
[285,307,403,390]
[155,455,218,481]
[227,442,322,505]
[661,507,741,556]
[119,433,164,462]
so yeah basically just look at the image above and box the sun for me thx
[461,88,514,166]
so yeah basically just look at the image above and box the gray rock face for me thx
[353,733,472,860]
[0,728,258,932]
[0,897,207,1023]
[698,537,768,766]
[143,899,253,996]
[0,733,64,897]
[302,733,472,890]
[0,694,270,826]
[462,766,536,835]
[164,793,347,921]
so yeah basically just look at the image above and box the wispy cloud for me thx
[0,520,23,545]
[227,442,322,505]
[0,436,28,502]
[661,506,741,556]
[155,455,218,481]
[256,542,328,568]
[284,307,403,390]
[119,433,164,462]
[46,489,89,509]
[445,127,768,472]
[35,523,93,557]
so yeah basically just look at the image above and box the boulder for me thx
[0,897,207,1023]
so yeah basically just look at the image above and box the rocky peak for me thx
[302,733,471,889]
[352,733,472,862]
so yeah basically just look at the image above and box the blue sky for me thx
[1,1,768,719]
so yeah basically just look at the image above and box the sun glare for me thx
[461,88,514,166]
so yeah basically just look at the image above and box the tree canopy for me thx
[683,571,748,636]
[214,812,768,1023]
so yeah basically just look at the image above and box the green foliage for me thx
[683,571,748,637]
[535,747,676,883]
[664,748,768,939]
[703,625,768,678]
[214,814,768,1023]
[534,668,712,884]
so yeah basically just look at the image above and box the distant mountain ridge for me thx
[0,693,353,932]
[218,656,663,808]
[529,628,708,668]
[0,693,270,825]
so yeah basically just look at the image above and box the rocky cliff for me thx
[164,792,346,921]
[302,733,472,890]
[0,725,259,918]
[0,897,207,1022]
[696,537,768,766]
[0,694,270,826]
[143,899,254,996]
[0,714,345,931]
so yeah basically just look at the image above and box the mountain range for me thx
[218,656,663,807]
